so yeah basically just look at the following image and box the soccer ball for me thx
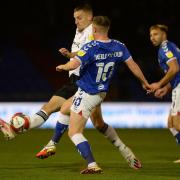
[10,113,30,133]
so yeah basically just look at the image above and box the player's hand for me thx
[56,65,64,72]
[149,82,161,92]
[154,89,164,99]
[142,82,153,94]
[59,48,71,58]
[154,87,168,98]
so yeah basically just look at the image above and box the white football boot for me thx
[121,146,142,169]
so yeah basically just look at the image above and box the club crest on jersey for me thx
[165,51,174,58]
[77,50,86,57]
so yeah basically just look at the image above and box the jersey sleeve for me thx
[160,43,177,63]
[75,44,93,67]
[121,44,132,62]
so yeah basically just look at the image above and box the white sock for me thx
[71,133,87,145]
[88,162,97,168]
[104,125,126,151]
[57,112,70,125]
[169,128,178,136]
[29,110,48,129]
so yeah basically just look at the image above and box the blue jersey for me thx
[75,39,131,94]
[158,40,180,89]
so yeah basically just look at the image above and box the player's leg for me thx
[168,85,180,144]
[36,97,70,159]
[0,95,66,140]
[168,114,180,144]
[36,99,71,159]
[36,81,77,159]
[167,85,180,163]
[69,88,104,174]
[171,115,180,163]
[40,75,78,145]
[91,105,128,150]
[31,95,66,129]
[0,74,78,140]
[90,105,141,169]
[173,116,180,131]
[69,111,101,174]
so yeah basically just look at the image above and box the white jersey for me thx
[69,24,93,76]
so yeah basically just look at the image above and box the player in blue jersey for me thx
[149,24,180,163]
[56,16,150,174]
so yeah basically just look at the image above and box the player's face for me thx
[150,29,166,46]
[74,10,92,32]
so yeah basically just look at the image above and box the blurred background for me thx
[0,0,179,102]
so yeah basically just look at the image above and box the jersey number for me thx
[96,62,115,82]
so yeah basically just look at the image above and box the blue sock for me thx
[175,132,180,144]
[76,141,95,164]
[52,121,68,143]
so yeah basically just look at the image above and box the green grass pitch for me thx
[0,129,180,180]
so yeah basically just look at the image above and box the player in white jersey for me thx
[0,4,141,170]
[55,16,150,174]
[149,24,180,163]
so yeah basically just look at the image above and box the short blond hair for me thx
[93,16,110,32]
[149,24,168,33]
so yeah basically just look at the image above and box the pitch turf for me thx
[0,129,180,180]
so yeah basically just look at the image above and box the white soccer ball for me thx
[10,113,30,133]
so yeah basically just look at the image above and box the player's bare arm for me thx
[59,48,77,58]
[125,58,151,90]
[56,58,81,72]
[150,58,179,91]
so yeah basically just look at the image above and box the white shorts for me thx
[71,88,106,119]
[171,83,180,116]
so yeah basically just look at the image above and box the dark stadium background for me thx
[0,0,179,102]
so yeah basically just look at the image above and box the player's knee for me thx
[61,106,70,115]
[61,101,71,115]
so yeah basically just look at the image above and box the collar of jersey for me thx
[96,39,111,43]
[161,40,168,46]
